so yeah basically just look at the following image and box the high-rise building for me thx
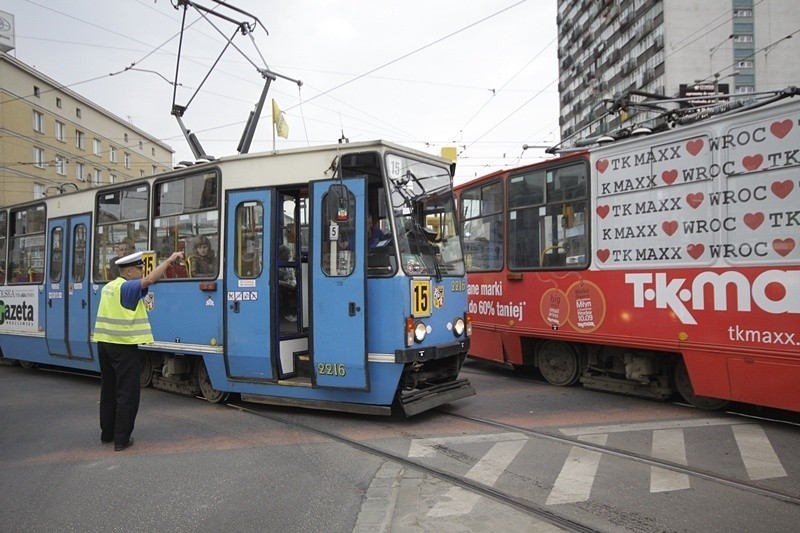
[0,53,173,206]
[556,0,798,145]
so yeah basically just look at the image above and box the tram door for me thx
[310,178,368,389]
[45,215,92,359]
[224,190,274,380]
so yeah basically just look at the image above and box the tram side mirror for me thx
[328,184,350,222]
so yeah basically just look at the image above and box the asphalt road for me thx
[0,363,559,533]
[3,360,798,532]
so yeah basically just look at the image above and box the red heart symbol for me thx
[687,244,705,259]
[686,139,704,156]
[742,154,764,171]
[771,180,794,199]
[743,212,764,230]
[770,119,793,139]
[662,169,678,185]
[662,220,678,236]
[596,159,609,173]
[773,238,795,257]
[686,192,704,209]
[596,205,610,219]
[596,249,610,262]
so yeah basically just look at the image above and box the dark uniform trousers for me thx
[98,342,141,446]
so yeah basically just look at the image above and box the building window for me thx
[737,60,754,69]
[33,147,46,168]
[124,152,131,169]
[94,168,102,186]
[77,162,85,181]
[34,184,46,199]
[33,86,41,97]
[110,146,117,163]
[33,110,45,133]
[56,155,67,175]
[152,165,157,175]
[139,169,145,178]
[151,147,155,156]
[139,141,143,150]
[76,107,82,118]
[734,9,753,17]
[733,34,753,43]
[55,121,66,142]
[56,97,62,108]
[93,138,102,156]
[76,130,85,150]
[110,174,116,184]
[736,85,755,94]
[124,133,129,143]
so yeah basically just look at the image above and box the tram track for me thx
[437,409,800,507]
[459,363,800,427]
[227,400,598,533]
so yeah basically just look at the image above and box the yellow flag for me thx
[440,146,457,163]
[272,99,289,139]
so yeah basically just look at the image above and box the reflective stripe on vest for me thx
[93,277,154,344]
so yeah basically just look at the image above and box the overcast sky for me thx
[5,0,560,184]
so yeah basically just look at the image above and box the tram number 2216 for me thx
[318,363,347,376]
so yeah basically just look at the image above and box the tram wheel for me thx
[195,358,229,404]
[140,353,154,388]
[537,341,580,386]
[673,359,729,410]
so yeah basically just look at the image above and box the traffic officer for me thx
[94,249,183,451]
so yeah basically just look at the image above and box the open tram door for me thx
[224,189,274,380]
[309,178,368,390]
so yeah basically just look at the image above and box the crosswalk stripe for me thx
[732,424,787,480]
[428,438,527,517]
[546,434,607,505]
[650,429,690,492]
[559,417,747,436]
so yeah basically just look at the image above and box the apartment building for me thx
[556,0,799,144]
[0,53,173,206]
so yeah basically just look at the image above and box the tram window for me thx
[94,185,148,281]
[49,227,64,283]
[460,181,503,272]
[72,224,87,282]
[235,202,264,278]
[0,211,7,284]
[9,204,46,284]
[320,186,356,277]
[153,172,220,279]
[507,162,588,270]
[509,171,545,208]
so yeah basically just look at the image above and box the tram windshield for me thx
[385,153,464,278]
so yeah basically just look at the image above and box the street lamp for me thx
[709,34,733,78]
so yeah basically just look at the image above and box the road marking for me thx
[559,417,747,437]
[408,432,527,457]
[428,439,527,517]
[732,424,787,480]
[408,433,528,517]
[650,428,690,492]
[546,434,607,505]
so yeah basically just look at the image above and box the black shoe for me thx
[101,438,113,445]
[114,438,134,451]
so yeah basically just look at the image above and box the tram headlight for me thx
[405,316,428,345]
[453,317,465,337]
[414,321,427,343]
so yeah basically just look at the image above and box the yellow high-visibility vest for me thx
[93,278,154,344]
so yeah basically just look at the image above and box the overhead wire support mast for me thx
[170,0,302,158]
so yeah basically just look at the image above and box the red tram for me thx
[455,95,800,412]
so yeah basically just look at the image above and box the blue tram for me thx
[0,141,474,415]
